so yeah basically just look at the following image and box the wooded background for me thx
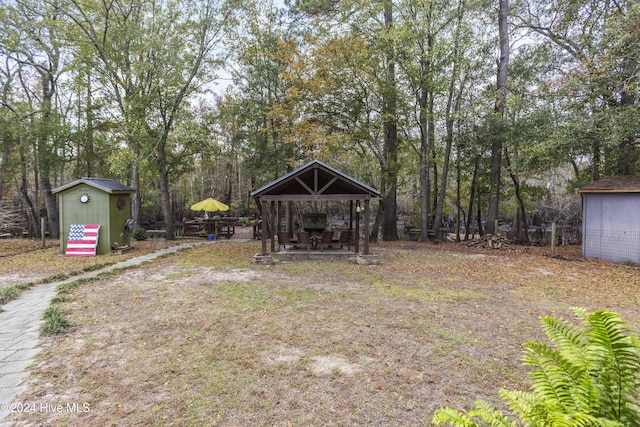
[0,0,637,242]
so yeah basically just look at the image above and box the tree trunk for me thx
[455,144,462,242]
[465,155,479,240]
[476,197,484,237]
[19,144,39,238]
[418,37,434,243]
[381,0,399,241]
[431,140,438,228]
[225,161,233,204]
[36,73,59,239]
[40,177,59,239]
[85,71,94,177]
[0,133,11,201]
[505,148,529,243]
[435,2,466,241]
[131,163,141,226]
[419,92,431,242]
[157,133,175,241]
[486,0,510,235]
[371,196,383,243]
[434,120,452,240]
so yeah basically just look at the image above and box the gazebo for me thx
[251,160,380,259]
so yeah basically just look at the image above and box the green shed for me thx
[53,178,135,255]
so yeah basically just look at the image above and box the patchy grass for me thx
[0,238,187,303]
[176,242,256,268]
[5,239,640,426]
[40,306,71,336]
[0,285,19,305]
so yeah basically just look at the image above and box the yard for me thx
[4,237,640,426]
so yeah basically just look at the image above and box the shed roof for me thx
[251,160,380,202]
[580,175,640,193]
[52,177,135,194]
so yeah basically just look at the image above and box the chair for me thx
[334,230,352,251]
[296,231,312,253]
[318,230,334,251]
[277,231,293,251]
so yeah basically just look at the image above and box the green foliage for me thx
[40,306,71,336]
[134,227,148,241]
[56,281,80,296]
[432,308,640,427]
[40,273,69,283]
[620,260,640,268]
[0,286,19,305]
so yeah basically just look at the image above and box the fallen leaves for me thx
[5,239,640,426]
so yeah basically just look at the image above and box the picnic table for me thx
[183,217,242,239]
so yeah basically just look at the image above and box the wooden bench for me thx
[146,230,166,239]
[407,229,436,240]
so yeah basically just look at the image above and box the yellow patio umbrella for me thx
[190,198,230,213]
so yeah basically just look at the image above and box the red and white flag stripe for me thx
[65,224,100,256]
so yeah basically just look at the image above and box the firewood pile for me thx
[0,203,28,238]
[465,234,510,249]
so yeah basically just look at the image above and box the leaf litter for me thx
[3,238,640,426]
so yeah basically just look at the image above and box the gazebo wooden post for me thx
[349,200,354,230]
[270,201,276,253]
[364,199,371,255]
[270,201,282,253]
[261,199,267,255]
[286,201,293,234]
[355,201,360,254]
[277,201,282,234]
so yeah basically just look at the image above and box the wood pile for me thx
[465,234,510,249]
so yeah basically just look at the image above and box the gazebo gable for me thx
[251,160,379,201]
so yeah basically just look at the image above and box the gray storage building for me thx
[580,175,640,264]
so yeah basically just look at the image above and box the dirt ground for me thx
[0,237,188,290]
[3,234,640,426]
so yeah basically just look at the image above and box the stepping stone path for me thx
[0,241,205,423]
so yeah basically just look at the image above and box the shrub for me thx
[432,308,640,427]
[133,227,148,241]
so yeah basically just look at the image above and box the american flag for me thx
[65,224,100,256]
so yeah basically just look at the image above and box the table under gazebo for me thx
[250,160,380,257]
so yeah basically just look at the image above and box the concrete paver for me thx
[0,241,204,423]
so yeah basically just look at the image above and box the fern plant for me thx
[432,308,640,427]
